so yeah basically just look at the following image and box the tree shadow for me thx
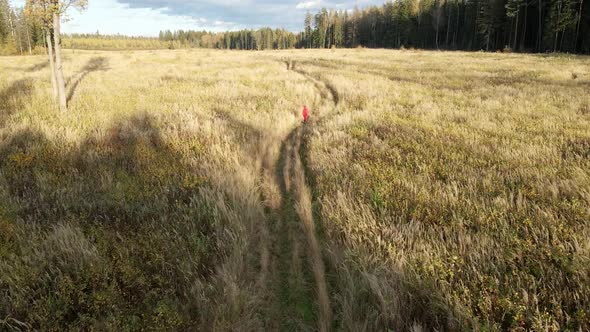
[0,78,34,127]
[211,107,264,146]
[67,57,110,103]
[0,112,232,329]
[0,112,209,226]
[25,61,49,73]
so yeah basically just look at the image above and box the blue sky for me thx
[11,0,383,36]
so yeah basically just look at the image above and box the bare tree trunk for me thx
[24,20,32,55]
[7,10,23,54]
[446,1,452,47]
[554,0,561,52]
[575,0,584,52]
[45,28,58,98]
[473,1,480,50]
[508,16,514,48]
[538,0,543,52]
[436,14,440,49]
[520,1,528,51]
[397,15,401,48]
[513,7,520,50]
[7,9,15,40]
[454,0,461,48]
[53,12,67,112]
[371,22,376,48]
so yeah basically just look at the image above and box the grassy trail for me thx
[262,60,337,331]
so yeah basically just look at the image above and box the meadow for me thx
[0,48,589,331]
[62,36,169,51]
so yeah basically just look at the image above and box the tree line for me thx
[158,28,298,50]
[302,0,589,53]
[62,32,167,50]
[157,0,588,53]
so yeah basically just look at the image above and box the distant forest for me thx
[159,0,589,54]
[298,0,590,53]
[1,0,589,54]
[158,28,298,50]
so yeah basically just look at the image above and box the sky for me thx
[11,0,383,36]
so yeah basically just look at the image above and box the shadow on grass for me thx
[211,103,466,330]
[0,78,34,127]
[67,57,110,103]
[211,108,264,145]
[1,112,211,226]
[0,112,226,329]
[25,61,49,73]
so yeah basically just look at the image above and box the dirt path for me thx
[260,59,337,331]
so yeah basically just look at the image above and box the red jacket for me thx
[303,106,309,122]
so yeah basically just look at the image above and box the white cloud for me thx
[296,1,322,9]
[59,0,239,36]
[9,0,238,36]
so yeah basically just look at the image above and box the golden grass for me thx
[0,49,318,330]
[1,48,589,330]
[292,49,590,331]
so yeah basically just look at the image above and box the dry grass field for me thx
[1,48,589,331]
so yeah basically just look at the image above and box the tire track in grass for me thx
[267,58,337,331]
[214,58,337,329]
[272,130,316,330]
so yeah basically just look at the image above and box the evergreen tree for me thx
[545,0,578,51]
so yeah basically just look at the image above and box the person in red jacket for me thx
[302,105,309,123]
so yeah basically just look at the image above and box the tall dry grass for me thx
[281,49,590,331]
[1,48,589,331]
[0,49,318,330]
